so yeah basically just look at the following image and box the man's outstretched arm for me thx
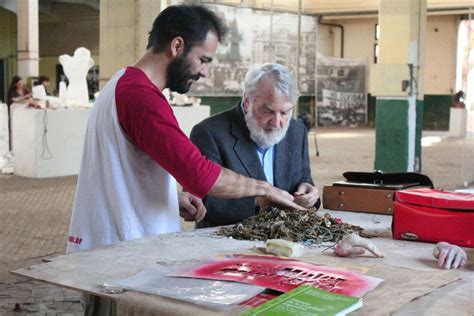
[208,168,305,210]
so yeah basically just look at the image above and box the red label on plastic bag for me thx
[169,254,382,297]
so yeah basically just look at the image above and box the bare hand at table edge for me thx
[178,191,206,223]
[293,182,319,208]
[335,233,384,258]
[433,242,467,269]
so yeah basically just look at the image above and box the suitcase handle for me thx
[343,171,434,188]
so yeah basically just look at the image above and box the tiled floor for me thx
[0,176,83,315]
[0,127,471,315]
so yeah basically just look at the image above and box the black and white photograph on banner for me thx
[316,53,367,127]
[189,4,317,96]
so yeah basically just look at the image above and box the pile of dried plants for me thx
[217,207,363,244]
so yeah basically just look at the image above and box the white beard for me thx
[245,107,291,149]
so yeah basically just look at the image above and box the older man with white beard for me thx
[191,63,319,228]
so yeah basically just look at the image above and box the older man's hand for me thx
[178,192,206,223]
[256,186,306,211]
[293,182,319,208]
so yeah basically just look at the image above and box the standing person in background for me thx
[37,75,51,95]
[6,76,31,150]
[7,76,31,106]
[191,63,319,228]
[67,5,303,315]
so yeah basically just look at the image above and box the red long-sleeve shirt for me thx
[115,67,221,198]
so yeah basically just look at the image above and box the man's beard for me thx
[166,54,200,94]
[245,105,291,149]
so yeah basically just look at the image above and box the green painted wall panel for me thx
[298,96,313,114]
[200,96,316,118]
[371,94,448,130]
[199,97,241,115]
[375,98,424,172]
[0,8,18,102]
[199,94,444,134]
[368,94,377,127]
[0,8,17,59]
[375,99,409,172]
[423,94,451,130]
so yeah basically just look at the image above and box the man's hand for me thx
[433,242,467,269]
[257,186,306,211]
[178,192,206,223]
[293,182,319,208]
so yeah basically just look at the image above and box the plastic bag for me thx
[106,266,264,309]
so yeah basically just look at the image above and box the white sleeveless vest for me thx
[67,69,180,253]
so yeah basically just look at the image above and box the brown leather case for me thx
[322,172,434,215]
[323,183,400,214]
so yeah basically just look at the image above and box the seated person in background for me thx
[37,75,51,96]
[433,242,467,270]
[191,63,319,228]
[7,76,31,106]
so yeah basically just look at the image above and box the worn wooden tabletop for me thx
[11,211,474,315]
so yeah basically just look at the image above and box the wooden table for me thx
[12,211,473,315]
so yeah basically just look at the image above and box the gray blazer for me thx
[190,104,314,228]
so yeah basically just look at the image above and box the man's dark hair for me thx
[147,5,227,53]
[38,75,50,84]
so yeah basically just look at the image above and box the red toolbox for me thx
[393,188,474,247]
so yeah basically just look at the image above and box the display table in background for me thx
[449,107,467,137]
[11,104,91,178]
[10,103,211,178]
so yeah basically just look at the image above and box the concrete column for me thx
[99,0,164,88]
[371,0,426,172]
[17,0,39,80]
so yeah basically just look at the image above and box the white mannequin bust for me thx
[59,47,94,106]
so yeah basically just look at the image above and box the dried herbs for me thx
[217,207,363,245]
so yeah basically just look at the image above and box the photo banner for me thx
[316,53,367,127]
[189,4,318,96]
